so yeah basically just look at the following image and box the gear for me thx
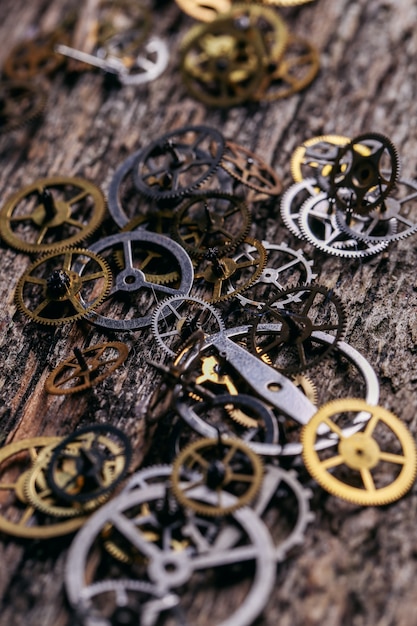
[254,34,320,102]
[335,175,417,244]
[46,425,132,506]
[193,237,267,303]
[172,191,251,258]
[279,178,319,238]
[95,0,153,55]
[0,80,47,134]
[78,231,194,331]
[0,176,106,254]
[329,132,400,215]
[298,192,391,257]
[114,233,182,285]
[220,141,282,196]
[230,240,317,308]
[0,437,90,539]
[15,248,111,325]
[179,12,267,107]
[2,28,69,80]
[171,436,263,515]
[248,285,347,374]
[132,125,225,200]
[301,399,417,506]
[292,374,318,405]
[45,341,129,394]
[151,295,225,357]
[291,134,352,184]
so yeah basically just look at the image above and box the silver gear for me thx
[298,192,390,257]
[279,178,320,238]
[151,295,225,357]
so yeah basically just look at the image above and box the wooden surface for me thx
[0,0,417,624]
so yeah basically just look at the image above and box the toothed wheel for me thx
[329,132,400,215]
[0,176,106,254]
[247,285,347,374]
[171,437,263,516]
[0,80,47,134]
[15,248,111,325]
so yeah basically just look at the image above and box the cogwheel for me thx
[0,176,106,254]
[292,374,318,405]
[193,237,267,304]
[301,399,417,506]
[290,134,352,184]
[15,248,111,325]
[171,437,263,516]
[220,141,282,196]
[0,80,47,134]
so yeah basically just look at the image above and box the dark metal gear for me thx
[132,125,225,200]
[247,285,347,374]
[0,80,47,134]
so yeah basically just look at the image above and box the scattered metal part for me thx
[66,483,277,626]
[302,399,417,505]
[279,177,319,238]
[3,28,69,80]
[220,141,283,196]
[77,232,194,331]
[0,80,47,133]
[0,176,106,254]
[175,0,232,21]
[15,248,111,325]
[247,285,347,374]
[298,192,391,257]
[151,295,225,357]
[45,341,129,394]
[132,125,225,200]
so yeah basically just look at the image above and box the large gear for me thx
[45,342,129,394]
[301,399,417,506]
[247,285,347,374]
[329,132,400,215]
[132,125,225,200]
[0,176,106,254]
[15,248,111,325]
[171,436,263,515]
[172,191,251,258]
[0,80,47,134]
[193,237,267,303]
[151,295,225,357]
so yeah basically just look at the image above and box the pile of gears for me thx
[1,121,417,625]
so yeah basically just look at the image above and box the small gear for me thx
[171,436,263,515]
[15,248,111,325]
[2,28,69,80]
[292,374,318,405]
[248,284,347,374]
[298,192,391,258]
[46,425,132,506]
[220,141,282,196]
[151,295,225,357]
[193,237,267,303]
[301,399,417,506]
[291,134,352,184]
[45,342,129,394]
[0,80,47,134]
[172,191,251,258]
[329,132,400,215]
[0,176,106,254]
[254,34,320,102]
[132,125,225,200]
[175,0,232,21]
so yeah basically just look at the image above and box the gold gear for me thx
[24,434,127,517]
[292,374,318,405]
[301,399,417,506]
[45,342,129,394]
[171,437,263,516]
[175,0,232,21]
[194,238,267,303]
[220,141,282,196]
[0,176,106,254]
[290,135,371,184]
[254,34,319,102]
[15,248,111,325]
[0,437,89,539]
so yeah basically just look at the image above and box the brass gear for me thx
[15,248,111,325]
[0,437,90,539]
[292,374,318,405]
[175,0,232,21]
[254,34,320,102]
[0,80,47,134]
[0,176,106,254]
[171,437,263,516]
[291,134,353,184]
[193,237,267,303]
[2,28,69,80]
[301,399,417,506]
[220,141,283,196]
[45,342,129,394]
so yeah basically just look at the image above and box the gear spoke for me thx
[360,468,376,492]
[320,454,345,470]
